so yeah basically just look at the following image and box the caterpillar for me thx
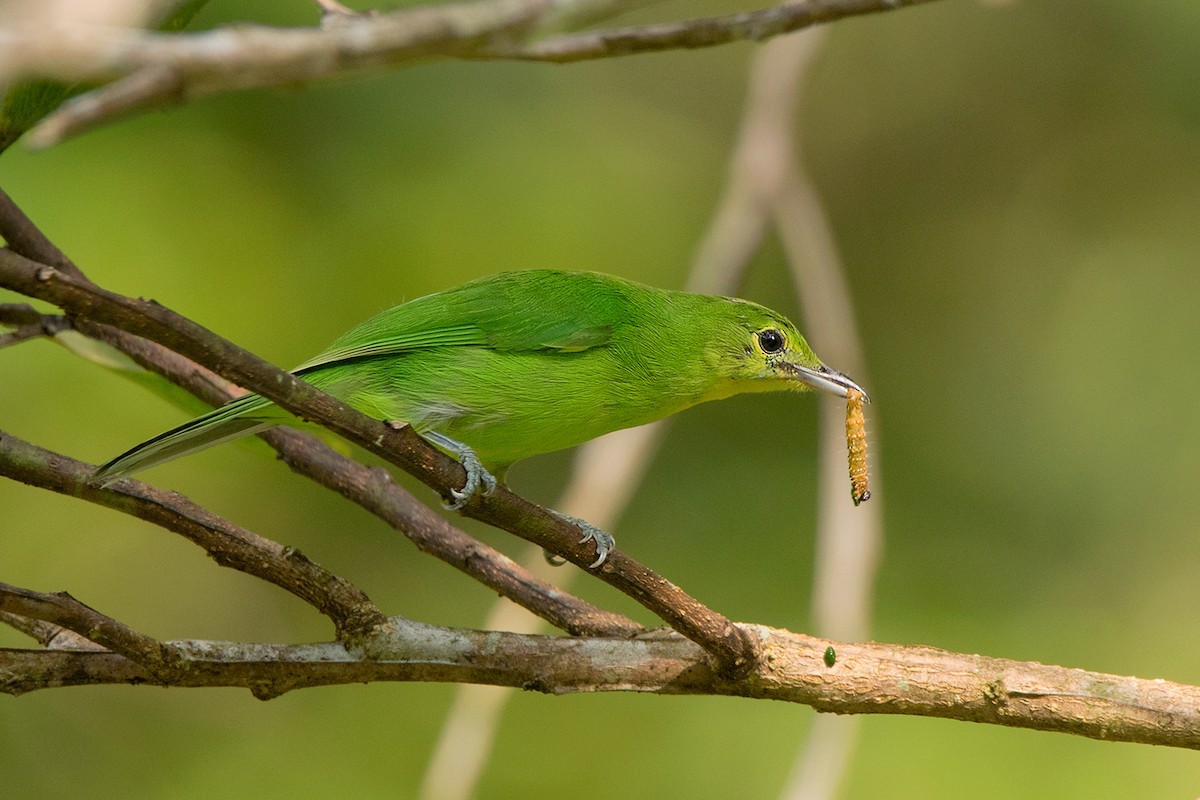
[846,387,870,506]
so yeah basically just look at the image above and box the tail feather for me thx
[93,393,279,484]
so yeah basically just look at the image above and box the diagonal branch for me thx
[0,187,86,279]
[0,582,178,674]
[0,428,388,638]
[0,185,639,639]
[74,321,641,639]
[0,248,748,670]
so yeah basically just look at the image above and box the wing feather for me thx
[294,271,624,374]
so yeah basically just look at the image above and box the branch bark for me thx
[485,0,941,63]
[0,246,748,670]
[76,322,642,639]
[0,184,640,639]
[0,0,947,146]
[0,429,389,638]
[0,582,180,675]
[3,621,1198,752]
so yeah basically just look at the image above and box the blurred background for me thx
[3,0,1200,796]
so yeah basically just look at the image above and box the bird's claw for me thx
[551,512,615,568]
[444,459,496,510]
[431,435,497,510]
[580,526,616,568]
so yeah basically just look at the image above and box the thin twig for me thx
[0,308,70,347]
[0,582,178,674]
[0,609,105,650]
[0,303,46,326]
[0,188,639,639]
[0,187,86,279]
[16,0,564,147]
[29,65,184,148]
[0,248,750,670]
[0,322,47,348]
[0,429,388,637]
[75,321,641,638]
[2,0,948,146]
[483,0,942,63]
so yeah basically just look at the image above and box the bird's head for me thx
[705,299,867,401]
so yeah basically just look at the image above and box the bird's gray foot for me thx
[551,512,616,569]
[422,431,497,510]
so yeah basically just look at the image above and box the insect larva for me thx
[846,387,870,506]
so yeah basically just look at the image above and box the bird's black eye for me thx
[757,328,785,354]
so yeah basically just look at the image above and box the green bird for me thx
[94,270,865,565]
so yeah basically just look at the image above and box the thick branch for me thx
[0,249,744,668]
[0,428,387,638]
[3,621,1198,751]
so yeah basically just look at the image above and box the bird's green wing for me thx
[294,271,620,374]
[293,325,485,372]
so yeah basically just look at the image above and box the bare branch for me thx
[0,0,948,147]
[0,582,177,673]
[267,427,644,638]
[0,248,746,669]
[0,305,69,348]
[0,321,47,347]
[0,186,639,639]
[13,0,564,147]
[29,64,183,147]
[77,322,641,638]
[3,621,1199,752]
[0,302,44,325]
[0,187,85,278]
[0,428,388,637]
[0,609,105,650]
[483,0,942,63]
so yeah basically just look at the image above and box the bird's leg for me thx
[414,429,498,510]
[548,512,616,569]
[409,426,610,566]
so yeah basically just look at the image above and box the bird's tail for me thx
[92,393,281,485]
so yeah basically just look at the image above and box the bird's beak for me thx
[787,363,869,402]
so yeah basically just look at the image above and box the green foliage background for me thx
[3,1,1200,796]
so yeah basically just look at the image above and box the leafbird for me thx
[94,270,865,565]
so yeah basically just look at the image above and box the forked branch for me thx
[0,0,946,146]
